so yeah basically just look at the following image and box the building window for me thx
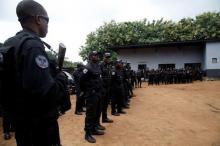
[184,63,201,70]
[138,64,146,70]
[212,58,217,63]
[158,64,175,70]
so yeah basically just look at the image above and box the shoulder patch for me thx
[83,68,88,74]
[35,55,49,69]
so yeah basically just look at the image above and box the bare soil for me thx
[1,81,220,146]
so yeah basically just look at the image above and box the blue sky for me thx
[0,0,219,62]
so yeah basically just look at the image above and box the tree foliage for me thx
[79,12,220,61]
[46,51,79,68]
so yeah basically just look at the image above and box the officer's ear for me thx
[35,16,42,25]
[33,15,48,26]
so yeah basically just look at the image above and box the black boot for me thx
[102,117,113,123]
[118,110,126,114]
[75,111,83,115]
[4,133,11,140]
[92,129,105,135]
[111,112,120,116]
[85,132,96,143]
[96,124,106,130]
[123,105,130,109]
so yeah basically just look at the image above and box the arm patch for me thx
[83,68,88,74]
[35,55,49,69]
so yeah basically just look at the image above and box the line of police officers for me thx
[0,0,205,145]
[73,51,134,143]
[0,1,135,144]
[148,68,204,85]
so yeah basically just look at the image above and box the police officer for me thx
[111,60,126,115]
[131,70,137,88]
[100,52,113,123]
[122,63,131,108]
[73,63,85,115]
[137,69,142,87]
[80,51,105,143]
[1,1,68,145]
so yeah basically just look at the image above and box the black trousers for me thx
[137,78,142,87]
[14,117,60,146]
[3,115,12,133]
[85,92,100,133]
[111,88,124,113]
[75,90,84,113]
[95,97,102,126]
[102,86,111,120]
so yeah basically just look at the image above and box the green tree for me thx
[79,12,220,61]
[194,12,220,39]
[46,51,77,68]
[63,60,83,68]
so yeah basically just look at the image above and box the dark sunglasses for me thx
[38,16,49,23]
[18,15,49,23]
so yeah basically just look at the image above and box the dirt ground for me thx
[1,81,220,146]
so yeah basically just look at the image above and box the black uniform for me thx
[2,30,68,146]
[80,61,103,134]
[100,61,112,121]
[73,64,84,115]
[111,65,125,114]
[123,67,131,107]
[131,70,137,88]
[137,70,142,88]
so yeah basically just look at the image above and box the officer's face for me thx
[104,57,111,63]
[115,62,122,69]
[38,13,49,38]
[91,54,99,63]
[119,63,124,68]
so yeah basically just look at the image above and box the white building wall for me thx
[205,42,220,70]
[118,46,203,71]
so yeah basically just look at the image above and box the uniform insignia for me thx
[35,55,49,69]
[83,68,88,74]
[112,72,115,75]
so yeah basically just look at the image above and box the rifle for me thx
[43,41,66,71]
[43,41,71,113]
